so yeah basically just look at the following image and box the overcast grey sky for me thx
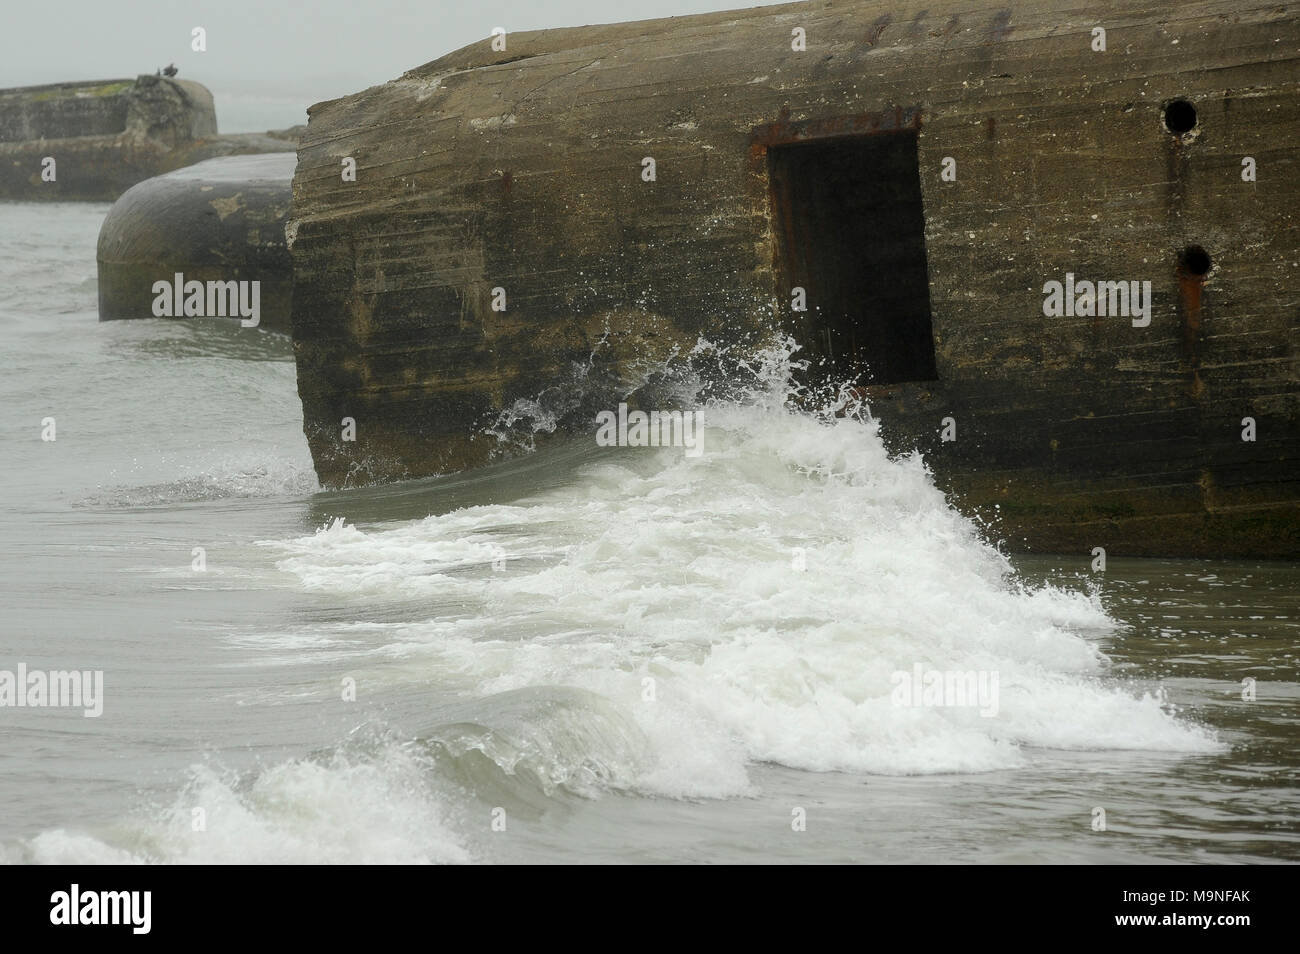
[1,0,792,131]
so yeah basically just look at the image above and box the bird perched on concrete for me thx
[162,64,178,77]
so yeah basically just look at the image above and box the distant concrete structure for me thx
[287,0,1299,557]
[97,153,296,332]
[0,76,299,200]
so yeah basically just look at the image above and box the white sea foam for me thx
[261,337,1222,795]
[19,746,471,865]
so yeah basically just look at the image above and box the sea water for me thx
[0,202,1296,864]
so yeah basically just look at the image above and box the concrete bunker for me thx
[0,76,301,200]
[96,153,296,332]
[286,0,1300,558]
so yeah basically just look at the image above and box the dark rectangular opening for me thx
[767,130,937,385]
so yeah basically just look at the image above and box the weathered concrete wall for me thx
[288,0,1300,558]
[97,153,296,332]
[0,79,136,142]
[0,76,294,200]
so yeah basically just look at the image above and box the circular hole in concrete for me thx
[1164,99,1198,134]
[1180,245,1211,276]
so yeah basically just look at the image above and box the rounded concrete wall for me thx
[96,152,296,332]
